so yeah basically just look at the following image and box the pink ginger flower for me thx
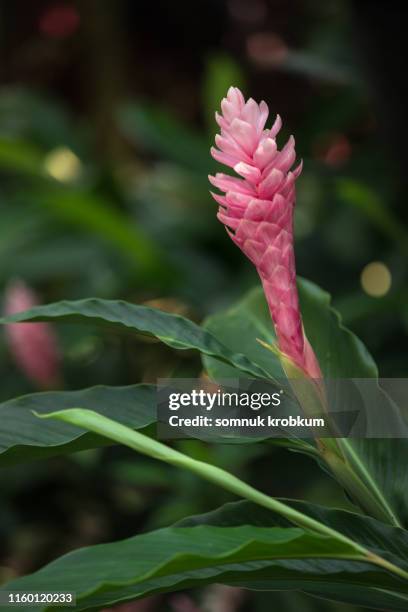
[209,87,321,378]
[4,280,61,389]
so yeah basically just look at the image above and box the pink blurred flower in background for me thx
[3,280,61,389]
[209,86,321,379]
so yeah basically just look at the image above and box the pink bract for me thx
[4,280,61,388]
[209,86,321,378]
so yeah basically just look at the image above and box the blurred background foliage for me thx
[0,1,407,610]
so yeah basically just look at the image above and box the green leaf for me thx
[300,585,408,611]
[0,382,290,469]
[179,498,408,568]
[0,385,155,467]
[0,524,376,612]
[0,298,268,378]
[3,497,408,612]
[297,277,377,378]
[347,438,408,528]
[179,498,408,610]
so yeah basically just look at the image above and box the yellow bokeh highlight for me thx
[44,147,82,182]
[360,261,391,297]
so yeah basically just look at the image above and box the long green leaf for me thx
[0,525,376,612]
[32,409,363,543]
[0,385,155,466]
[297,278,377,377]
[0,299,268,378]
[4,494,408,611]
[179,498,408,570]
[0,382,288,468]
[180,498,408,608]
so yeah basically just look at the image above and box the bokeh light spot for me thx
[39,3,80,39]
[246,33,289,68]
[360,262,392,297]
[44,147,82,182]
